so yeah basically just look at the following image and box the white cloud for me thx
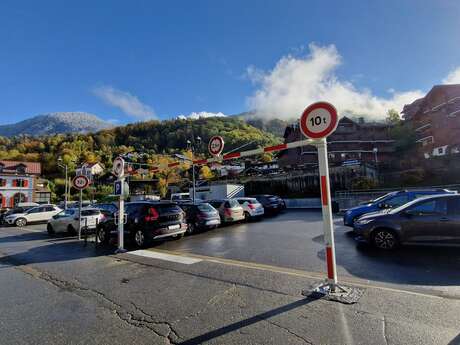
[442,67,460,84]
[93,86,156,119]
[176,111,227,120]
[246,43,425,121]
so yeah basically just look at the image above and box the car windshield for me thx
[227,199,240,208]
[81,209,100,216]
[371,192,397,203]
[197,203,214,212]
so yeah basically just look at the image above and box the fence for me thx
[334,184,460,210]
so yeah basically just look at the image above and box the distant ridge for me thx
[0,112,113,137]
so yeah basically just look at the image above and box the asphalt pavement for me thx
[1,216,460,344]
[155,210,460,298]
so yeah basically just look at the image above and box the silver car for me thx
[47,208,104,235]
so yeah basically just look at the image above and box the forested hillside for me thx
[0,117,281,178]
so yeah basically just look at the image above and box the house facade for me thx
[75,162,105,180]
[0,161,45,208]
[402,84,460,159]
[278,117,395,169]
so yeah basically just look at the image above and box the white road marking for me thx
[129,250,202,265]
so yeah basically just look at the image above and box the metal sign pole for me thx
[317,138,338,287]
[116,177,126,253]
[192,164,196,202]
[78,189,82,240]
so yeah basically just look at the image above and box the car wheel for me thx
[372,229,399,250]
[97,227,109,244]
[134,229,148,248]
[67,225,77,236]
[15,218,27,227]
[244,212,251,221]
[47,224,55,235]
[187,222,195,235]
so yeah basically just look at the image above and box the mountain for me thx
[0,112,113,137]
[233,111,292,138]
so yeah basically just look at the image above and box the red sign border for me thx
[72,175,90,190]
[300,102,338,139]
[208,136,225,156]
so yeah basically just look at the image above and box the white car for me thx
[236,197,265,220]
[47,208,104,235]
[5,204,62,227]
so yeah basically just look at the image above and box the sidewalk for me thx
[3,236,458,345]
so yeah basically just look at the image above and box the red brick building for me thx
[402,84,460,159]
[278,117,395,169]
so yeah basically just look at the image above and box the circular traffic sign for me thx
[112,157,125,177]
[208,136,225,157]
[72,175,90,190]
[300,102,338,139]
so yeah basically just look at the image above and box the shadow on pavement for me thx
[0,237,113,267]
[317,233,460,286]
[448,333,460,345]
[178,295,319,345]
[0,231,49,243]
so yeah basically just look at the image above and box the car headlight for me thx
[356,218,373,225]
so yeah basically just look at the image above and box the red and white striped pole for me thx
[317,138,338,286]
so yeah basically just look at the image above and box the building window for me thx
[0,179,6,187]
[12,179,29,188]
[11,193,27,207]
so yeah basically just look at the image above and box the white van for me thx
[170,193,191,202]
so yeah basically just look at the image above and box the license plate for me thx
[168,224,180,230]
[82,218,97,226]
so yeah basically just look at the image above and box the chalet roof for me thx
[0,160,41,175]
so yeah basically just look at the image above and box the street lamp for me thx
[57,157,68,209]
[174,153,196,202]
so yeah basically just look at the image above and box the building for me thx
[0,160,49,207]
[402,84,460,159]
[279,116,395,169]
[75,162,105,180]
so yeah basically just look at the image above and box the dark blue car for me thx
[343,189,457,227]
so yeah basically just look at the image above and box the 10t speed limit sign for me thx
[300,102,338,139]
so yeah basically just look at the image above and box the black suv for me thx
[179,202,221,234]
[96,201,187,248]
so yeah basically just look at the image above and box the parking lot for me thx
[6,209,460,298]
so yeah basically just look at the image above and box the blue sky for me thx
[1,0,460,124]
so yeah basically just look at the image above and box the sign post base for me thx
[302,280,363,304]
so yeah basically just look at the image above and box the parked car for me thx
[235,197,264,220]
[180,202,221,234]
[92,202,118,215]
[251,195,285,214]
[343,189,457,227]
[4,204,62,227]
[171,193,192,202]
[0,206,36,224]
[353,194,460,250]
[47,208,105,235]
[208,199,245,223]
[96,201,187,248]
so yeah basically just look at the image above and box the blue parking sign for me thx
[114,180,123,195]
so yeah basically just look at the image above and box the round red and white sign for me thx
[72,175,90,190]
[300,102,338,139]
[208,136,225,156]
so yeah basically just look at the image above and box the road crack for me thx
[15,264,180,344]
[262,317,314,344]
[382,315,389,345]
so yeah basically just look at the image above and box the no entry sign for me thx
[300,102,338,139]
[208,136,225,157]
[72,175,90,190]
